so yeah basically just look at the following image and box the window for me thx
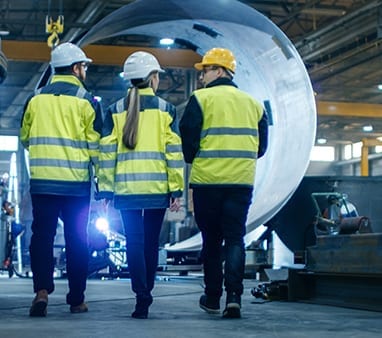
[344,144,352,160]
[0,135,18,151]
[352,142,362,158]
[310,146,335,161]
[343,142,362,159]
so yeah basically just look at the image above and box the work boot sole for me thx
[70,303,88,314]
[29,300,47,317]
[222,303,241,319]
[199,303,220,314]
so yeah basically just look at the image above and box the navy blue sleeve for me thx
[92,99,104,135]
[101,105,115,137]
[258,109,269,158]
[179,94,203,164]
[167,102,180,135]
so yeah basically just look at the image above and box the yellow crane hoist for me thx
[46,15,64,48]
[46,0,64,48]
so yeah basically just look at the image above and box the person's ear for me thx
[72,63,80,76]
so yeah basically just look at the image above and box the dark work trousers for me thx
[192,186,253,298]
[120,208,166,299]
[30,194,90,306]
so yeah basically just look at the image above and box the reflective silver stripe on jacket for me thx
[200,127,258,138]
[166,144,182,152]
[117,151,165,162]
[116,98,125,112]
[29,137,88,148]
[100,144,118,152]
[197,150,257,159]
[29,158,89,169]
[115,172,168,182]
[167,160,184,168]
[99,160,115,168]
[75,87,87,99]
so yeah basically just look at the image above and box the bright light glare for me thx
[310,146,335,161]
[363,125,373,132]
[0,135,18,151]
[160,38,174,45]
[95,217,109,232]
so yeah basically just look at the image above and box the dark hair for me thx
[53,65,73,75]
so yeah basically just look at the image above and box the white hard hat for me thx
[51,42,92,68]
[123,51,164,81]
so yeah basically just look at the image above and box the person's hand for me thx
[169,197,181,212]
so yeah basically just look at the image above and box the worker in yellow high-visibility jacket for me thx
[180,47,268,319]
[20,42,103,317]
[97,51,184,319]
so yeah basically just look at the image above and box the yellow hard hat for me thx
[194,48,236,73]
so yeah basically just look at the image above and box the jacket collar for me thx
[50,74,85,88]
[206,77,238,88]
[137,87,155,96]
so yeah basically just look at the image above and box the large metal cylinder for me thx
[79,0,316,250]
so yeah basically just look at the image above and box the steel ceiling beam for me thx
[4,41,382,119]
[295,0,382,49]
[2,40,200,67]
[317,101,382,118]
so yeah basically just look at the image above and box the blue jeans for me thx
[193,187,253,298]
[30,194,90,306]
[120,208,166,298]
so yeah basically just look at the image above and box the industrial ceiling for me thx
[1,0,382,147]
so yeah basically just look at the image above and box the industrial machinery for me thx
[311,192,372,236]
[0,198,15,277]
[0,153,24,278]
[251,176,382,311]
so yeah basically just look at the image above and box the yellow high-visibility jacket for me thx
[97,87,184,209]
[180,78,267,188]
[20,74,103,196]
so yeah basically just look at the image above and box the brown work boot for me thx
[70,302,88,314]
[29,289,48,317]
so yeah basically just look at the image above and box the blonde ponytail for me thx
[122,87,140,149]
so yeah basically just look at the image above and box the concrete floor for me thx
[1,272,381,338]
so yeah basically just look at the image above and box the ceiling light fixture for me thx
[363,125,373,132]
[0,24,9,36]
[159,38,174,46]
[317,138,327,144]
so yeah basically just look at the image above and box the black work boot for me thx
[131,294,153,319]
[222,292,241,319]
[199,294,220,314]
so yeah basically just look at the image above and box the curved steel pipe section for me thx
[79,0,316,249]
